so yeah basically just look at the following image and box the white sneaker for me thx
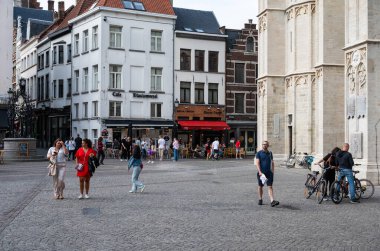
[240,157,243,159]
[129,190,135,193]
[78,194,83,199]
[120,159,123,162]
[140,185,145,193]
[151,161,154,164]
[84,194,90,199]
[147,160,151,163]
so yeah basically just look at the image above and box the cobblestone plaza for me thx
[0,159,379,250]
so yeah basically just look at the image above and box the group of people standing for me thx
[47,135,145,200]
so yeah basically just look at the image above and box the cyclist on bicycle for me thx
[335,143,359,204]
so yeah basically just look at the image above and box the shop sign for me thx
[133,93,158,99]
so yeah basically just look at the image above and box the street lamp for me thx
[173,99,180,139]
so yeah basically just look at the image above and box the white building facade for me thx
[69,5,176,142]
[0,0,13,95]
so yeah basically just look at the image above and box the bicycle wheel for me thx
[359,179,375,199]
[352,178,362,200]
[316,180,327,204]
[330,181,343,204]
[304,175,316,199]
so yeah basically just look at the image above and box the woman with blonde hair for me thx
[47,138,68,199]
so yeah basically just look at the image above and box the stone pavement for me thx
[0,158,379,250]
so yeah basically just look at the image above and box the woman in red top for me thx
[75,138,97,199]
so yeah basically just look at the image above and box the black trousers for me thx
[97,150,105,164]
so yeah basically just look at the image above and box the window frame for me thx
[235,63,245,84]
[151,30,162,52]
[92,65,98,90]
[109,25,122,48]
[195,82,204,104]
[150,67,163,91]
[92,26,98,49]
[208,83,218,104]
[83,30,89,52]
[109,65,122,89]
[150,103,162,118]
[195,50,205,71]
[234,93,245,113]
[180,82,191,103]
[74,33,80,55]
[83,68,89,92]
[208,51,219,72]
[180,49,191,71]
[109,101,122,117]
[58,79,64,98]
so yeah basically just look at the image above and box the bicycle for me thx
[284,150,314,170]
[359,178,375,199]
[330,169,362,204]
[304,163,330,204]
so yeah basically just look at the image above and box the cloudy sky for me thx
[40,0,258,29]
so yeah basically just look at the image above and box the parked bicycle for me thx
[304,163,330,204]
[359,178,375,199]
[284,150,314,170]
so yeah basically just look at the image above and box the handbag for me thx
[48,156,57,176]
[75,163,83,171]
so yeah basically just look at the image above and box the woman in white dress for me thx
[47,138,68,199]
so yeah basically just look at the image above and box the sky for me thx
[40,0,258,29]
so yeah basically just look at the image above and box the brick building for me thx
[224,20,258,154]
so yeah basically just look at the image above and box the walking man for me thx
[256,141,279,207]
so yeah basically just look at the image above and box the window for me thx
[74,34,79,55]
[83,129,88,139]
[92,26,98,49]
[208,51,218,72]
[45,75,49,100]
[195,50,205,71]
[123,1,145,10]
[151,30,162,52]
[246,37,254,52]
[195,83,204,104]
[180,49,191,70]
[74,103,79,119]
[208,83,218,104]
[74,70,79,93]
[45,51,49,67]
[37,78,40,100]
[235,93,245,113]
[67,44,72,62]
[151,68,162,91]
[92,65,98,90]
[67,78,72,97]
[53,47,57,64]
[92,101,98,117]
[58,45,64,64]
[235,63,245,83]
[180,82,191,103]
[92,129,98,140]
[110,26,122,48]
[109,65,122,89]
[109,101,121,117]
[82,30,89,52]
[83,102,88,118]
[53,80,57,99]
[41,54,44,69]
[83,68,88,92]
[58,79,64,98]
[150,103,162,118]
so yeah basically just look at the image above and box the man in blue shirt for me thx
[255,141,279,207]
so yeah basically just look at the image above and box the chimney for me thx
[248,19,253,24]
[58,1,65,19]
[48,0,54,12]
[219,26,226,35]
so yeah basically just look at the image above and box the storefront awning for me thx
[178,120,230,131]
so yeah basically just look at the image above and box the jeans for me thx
[131,165,144,192]
[174,149,178,161]
[337,168,356,201]
[97,150,105,164]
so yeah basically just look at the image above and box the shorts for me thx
[236,147,240,153]
[257,171,273,187]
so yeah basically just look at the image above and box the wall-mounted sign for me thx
[112,92,122,97]
[133,93,158,99]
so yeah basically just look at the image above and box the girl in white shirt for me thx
[47,138,68,199]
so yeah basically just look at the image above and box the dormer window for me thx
[123,1,145,11]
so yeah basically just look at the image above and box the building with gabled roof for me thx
[173,7,228,148]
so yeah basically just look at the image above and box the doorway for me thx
[288,126,293,155]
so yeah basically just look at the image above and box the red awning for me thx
[178,121,230,131]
